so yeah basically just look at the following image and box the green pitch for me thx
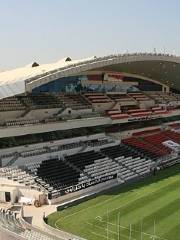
[47,164,180,240]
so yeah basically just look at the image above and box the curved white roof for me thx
[0,57,97,85]
[0,53,180,99]
[0,56,95,99]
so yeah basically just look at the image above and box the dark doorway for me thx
[5,192,11,202]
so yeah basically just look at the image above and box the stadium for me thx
[0,53,180,240]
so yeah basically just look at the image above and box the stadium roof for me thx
[1,53,180,99]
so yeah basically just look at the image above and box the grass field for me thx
[47,164,180,240]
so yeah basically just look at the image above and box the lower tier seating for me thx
[65,150,104,170]
[36,158,80,195]
[143,131,172,155]
[101,144,140,159]
[122,137,166,158]
[123,130,180,159]
[26,144,154,199]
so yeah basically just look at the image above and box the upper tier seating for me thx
[56,94,91,110]
[106,107,157,120]
[5,118,39,127]
[84,92,112,103]
[172,93,180,101]
[128,92,150,101]
[126,107,169,118]
[18,94,63,109]
[128,108,151,114]
[147,91,178,104]
[107,93,135,102]
[0,96,25,111]
[0,93,92,112]
[122,108,155,119]
[106,110,129,120]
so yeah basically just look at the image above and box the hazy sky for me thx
[0,0,180,70]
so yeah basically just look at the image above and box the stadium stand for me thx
[1,53,180,239]
[15,142,154,199]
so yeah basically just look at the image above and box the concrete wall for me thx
[49,178,118,204]
[0,110,24,122]
[92,101,114,112]
[119,100,137,107]
[25,108,60,120]
[0,187,19,204]
[139,99,155,109]
[0,133,106,154]
[59,107,92,117]
[0,109,180,139]
[0,117,111,138]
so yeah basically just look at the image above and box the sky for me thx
[0,0,180,70]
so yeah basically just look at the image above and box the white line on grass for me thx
[97,219,168,240]
[56,179,178,224]
[86,221,137,240]
[54,179,179,238]
[87,230,115,240]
